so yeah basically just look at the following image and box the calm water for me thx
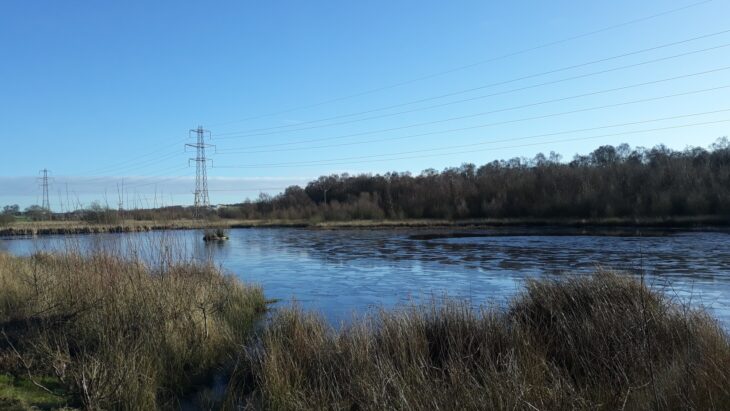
[2,228,730,325]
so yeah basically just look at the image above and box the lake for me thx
[2,227,730,325]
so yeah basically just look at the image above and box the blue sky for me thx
[2,0,730,209]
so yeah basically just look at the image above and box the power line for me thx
[30,2,718,205]
[69,139,185,176]
[51,166,191,210]
[217,28,730,137]
[66,151,186,184]
[209,0,713,127]
[106,166,191,190]
[214,116,730,168]
[48,84,730,200]
[123,175,189,190]
[218,42,730,139]
[216,86,730,156]
[76,149,185,177]
[207,187,290,192]
[217,67,730,152]
[123,180,292,194]
[56,163,189,187]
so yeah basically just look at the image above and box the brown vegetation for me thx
[1,244,728,410]
[0,251,265,409]
[232,273,730,410]
[4,215,730,239]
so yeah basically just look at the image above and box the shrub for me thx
[81,202,120,225]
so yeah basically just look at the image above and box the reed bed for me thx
[232,272,730,410]
[0,250,265,410]
[2,243,728,410]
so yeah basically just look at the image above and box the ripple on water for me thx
[2,228,730,326]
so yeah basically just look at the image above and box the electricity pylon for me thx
[185,126,214,218]
[38,168,51,213]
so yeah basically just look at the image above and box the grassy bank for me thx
[0,252,265,409]
[231,273,730,410]
[0,219,242,237]
[2,215,729,237]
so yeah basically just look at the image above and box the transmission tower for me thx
[116,180,124,212]
[38,169,51,212]
[186,126,214,218]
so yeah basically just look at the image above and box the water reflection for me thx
[2,228,729,325]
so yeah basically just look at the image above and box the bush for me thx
[81,202,120,225]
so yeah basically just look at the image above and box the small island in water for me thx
[203,228,230,242]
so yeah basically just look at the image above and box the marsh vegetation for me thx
[0,250,265,409]
[230,273,730,410]
[1,243,728,409]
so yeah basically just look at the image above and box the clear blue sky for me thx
[2,0,729,209]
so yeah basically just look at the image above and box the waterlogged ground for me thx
[2,227,730,325]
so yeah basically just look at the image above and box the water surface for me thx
[2,228,729,325]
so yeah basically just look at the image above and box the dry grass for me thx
[3,214,729,238]
[2,244,728,410]
[0,251,265,410]
[232,272,730,410]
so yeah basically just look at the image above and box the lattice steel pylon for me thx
[38,168,51,213]
[186,126,214,218]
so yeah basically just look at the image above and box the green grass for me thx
[0,373,71,410]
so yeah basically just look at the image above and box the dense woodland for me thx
[4,140,730,224]
[222,139,730,221]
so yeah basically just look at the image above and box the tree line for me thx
[4,139,729,224]
[222,139,730,221]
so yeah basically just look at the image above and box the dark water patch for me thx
[406,226,725,241]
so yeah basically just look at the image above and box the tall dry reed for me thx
[232,272,730,410]
[0,249,265,410]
